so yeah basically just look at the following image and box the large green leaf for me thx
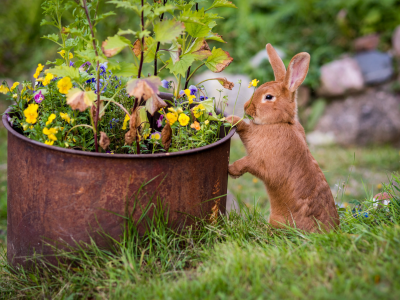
[102,35,131,57]
[205,33,226,43]
[154,20,185,44]
[47,66,80,81]
[206,0,237,11]
[186,38,212,61]
[165,54,195,77]
[42,34,59,43]
[183,9,214,38]
[205,47,233,73]
[113,62,138,77]
[76,49,97,62]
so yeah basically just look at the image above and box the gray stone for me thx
[318,57,364,97]
[315,86,400,146]
[306,131,336,146]
[354,50,393,85]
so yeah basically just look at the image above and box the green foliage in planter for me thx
[1,0,237,154]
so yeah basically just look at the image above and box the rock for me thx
[392,25,400,56]
[194,70,253,117]
[315,86,400,146]
[318,57,364,97]
[306,131,336,146]
[353,34,380,52]
[250,47,286,68]
[354,51,393,85]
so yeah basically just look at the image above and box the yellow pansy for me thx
[34,64,44,79]
[166,112,178,125]
[176,107,183,114]
[248,79,259,88]
[193,103,205,118]
[45,140,54,146]
[60,112,71,123]
[57,77,73,94]
[10,82,20,92]
[184,89,195,104]
[46,114,56,126]
[43,73,54,86]
[122,114,130,130]
[178,113,190,126]
[12,94,18,99]
[43,127,58,141]
[58,50,73,59]
[204,120,209,125]
[23,103,39,124]
[0,85,9,94]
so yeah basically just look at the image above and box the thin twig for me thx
[154,0,167,76]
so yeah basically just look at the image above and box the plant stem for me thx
[137,0,145,79]
[184,66,191,89]
[82,0,100,152]
[154,0,167,76]
[187,63,205,83]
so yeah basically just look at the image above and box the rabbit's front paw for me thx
[228,164,242,179]
[226,115,241,126]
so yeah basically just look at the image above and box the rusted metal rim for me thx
[2,105,236,159]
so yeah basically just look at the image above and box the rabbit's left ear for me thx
[284,52,310,92]
[266,44,286,82]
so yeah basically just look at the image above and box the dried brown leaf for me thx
[216,77,234,90]
[132,39,148,57]
[125,129,136,145]
[99,131,110,150]
[146,94,167,116]
[126,77,161,101]
[161,122,172,151]
[66,88,96,112]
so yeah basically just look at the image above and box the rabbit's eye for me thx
[265,94,273,100]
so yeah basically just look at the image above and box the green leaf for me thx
[154,20,185,44]
[107,0,140,13]
[165,54,195,77]
[205,47,233,73]
[78,72,95,84]
[69,28,84,38]
[117,29,137,36]
[207,0,237,11]
[200,99,214,113]
[153,5,176,17]
[143,37,158,64]
[76,49,97,62]
[64,38,79,51]
[183,9,214,38]
[47,66,80,81]
[102,35,131,57]
[42,34,59,43]
[95,12,117,25]
[205,33,226,43]
[113,62,138,77]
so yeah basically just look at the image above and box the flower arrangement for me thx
[1,0,237,154]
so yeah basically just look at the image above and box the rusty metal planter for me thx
[2,103,235,268]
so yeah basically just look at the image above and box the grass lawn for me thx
[0,99,400,298]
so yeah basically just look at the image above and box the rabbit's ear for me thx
[266,44,286,82]
[284,52,310,92]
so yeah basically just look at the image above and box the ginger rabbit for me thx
[227,44,339,232]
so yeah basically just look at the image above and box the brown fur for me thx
[227,44,339,232]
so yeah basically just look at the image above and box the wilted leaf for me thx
[154,20,185,44]
[99,132,110,150]
[169,40,182,64]
[146,94,167,116]
[90,100,105,120]
[216,77,234,90]
[165,54,195,77]
[205,47,233,73]
[66,88,96,112]
[132,39,147,56]
[126,77,161,100]
[125,130,136,145]
[161,122,172,151]
[187,38,212,61]
[102,35,131,57]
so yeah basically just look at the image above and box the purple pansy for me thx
[156,115,164,128]
[161,79,170,89]
[189,85,197,96]
[69,61,75,67]
[200,96,208,101]
[34,91,45,104]
[99,62,108,76]
[179,90,185,97]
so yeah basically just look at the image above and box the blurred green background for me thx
[1,0,400,244]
